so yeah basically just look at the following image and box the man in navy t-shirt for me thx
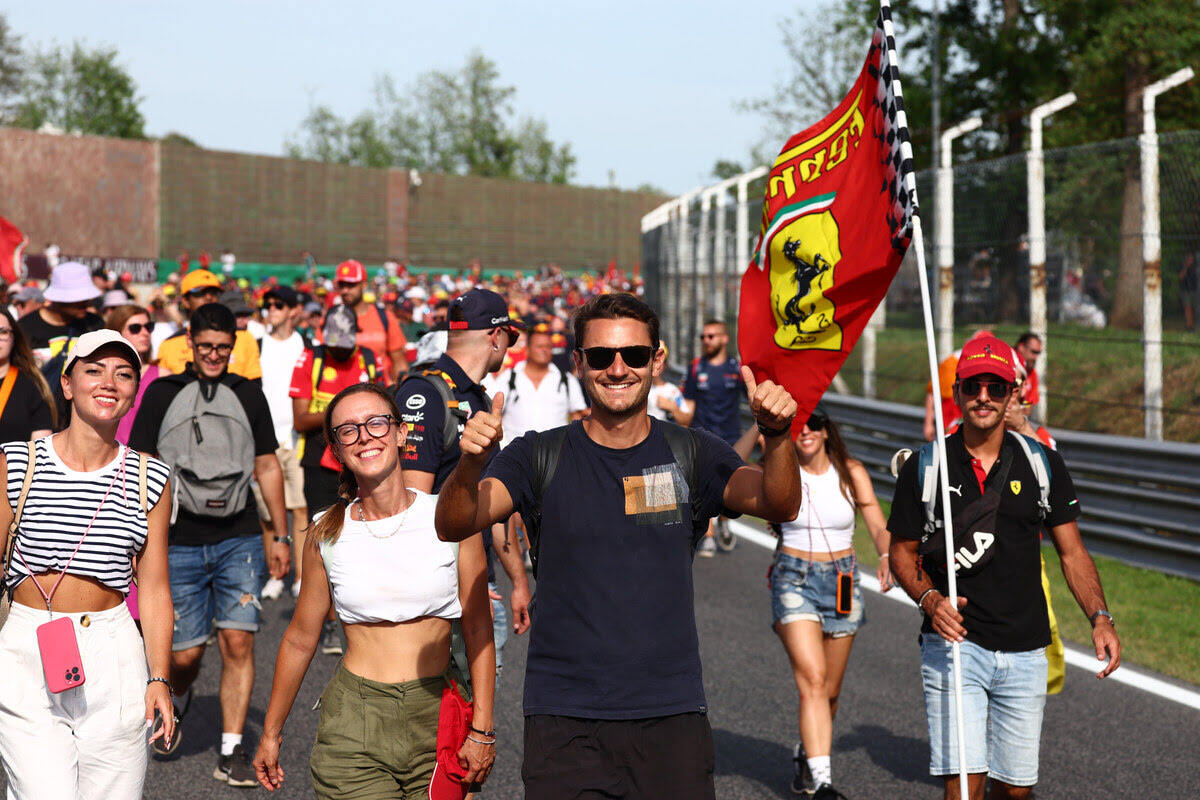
[682,318,745,556]
[435,293,803,800]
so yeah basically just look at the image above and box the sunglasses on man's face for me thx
[262,301,287,311]
[126,321,155,335]
[579,345,657,370]
[959,378,1014,399]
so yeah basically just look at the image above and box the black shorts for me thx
[302,465,340,515]
[522,712,715,800]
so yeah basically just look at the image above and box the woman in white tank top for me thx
[739,404,892,797]
[253,383,496,797]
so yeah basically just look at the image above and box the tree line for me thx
[727,0,1200,328]
[0,14,576,185]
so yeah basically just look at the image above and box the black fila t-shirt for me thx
[888,431,1081,652]
[485,419,744,719]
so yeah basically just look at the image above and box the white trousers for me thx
[0,601,149,800]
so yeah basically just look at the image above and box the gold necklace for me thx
[355,494,412,540]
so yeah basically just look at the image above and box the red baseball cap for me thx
[956,334,1016,383]
[335,259,366,284]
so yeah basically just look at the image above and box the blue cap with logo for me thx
[448,288,521,345]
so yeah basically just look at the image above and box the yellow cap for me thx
[180,269,221,295]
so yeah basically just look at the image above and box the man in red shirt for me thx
[289,305,383,653]
[1013,332,1042,410]
[334,259,407,382]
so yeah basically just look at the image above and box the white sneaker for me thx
[291,580,301,598]
[261,577,284,600]
[697,537,717,558]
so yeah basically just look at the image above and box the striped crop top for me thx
[3,438,171,594]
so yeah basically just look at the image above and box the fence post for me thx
[698,193,712,334]
[1027,92,1076,424]
[674,198,689,363]
[862,303,887,399]
[713,190,727,323]
[1140,68,1194,441]
[936,117,982,359]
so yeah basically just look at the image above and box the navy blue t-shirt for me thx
[485,419,745,719]
[681,356,743,444]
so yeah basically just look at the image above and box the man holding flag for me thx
[887,336,1120,799]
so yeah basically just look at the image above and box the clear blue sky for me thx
[7,0,824,195]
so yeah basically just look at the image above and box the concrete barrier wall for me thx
[0,127,158,257]
[0,126,664,272]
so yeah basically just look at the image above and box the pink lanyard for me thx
[13,445,127,618]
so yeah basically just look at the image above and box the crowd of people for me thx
[0,256,1123,800]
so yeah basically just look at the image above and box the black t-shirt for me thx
[128,368,278,546]
[17,309,104,352]
[887,431,1081,652]
[0,370,53,441]
[485,419,744,719]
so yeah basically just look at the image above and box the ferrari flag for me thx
[738,2,916,429]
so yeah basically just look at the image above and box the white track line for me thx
[728,519,1200,712]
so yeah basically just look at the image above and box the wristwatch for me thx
[1089,609,1115,627]
[273,535,293,545]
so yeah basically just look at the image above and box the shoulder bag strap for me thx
[5,441,37,570]
[138,452,149,514]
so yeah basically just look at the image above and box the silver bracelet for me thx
[466,734,496,746]
[916,588,937,613]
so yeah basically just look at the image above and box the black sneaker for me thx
[812,784,849,800]
[214,743,257,787]
[791,743,813,795]
[150,690,189,758]
[320,619,344,655]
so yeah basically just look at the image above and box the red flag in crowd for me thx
[0,215,28,284]
[737,7,916,430]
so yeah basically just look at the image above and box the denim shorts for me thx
[920,636,1048,786]
[769,552,864,637]
[169,535,267,650]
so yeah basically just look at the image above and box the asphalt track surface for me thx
[105,532,1200,798]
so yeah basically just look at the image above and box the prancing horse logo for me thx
[767,209,844,351]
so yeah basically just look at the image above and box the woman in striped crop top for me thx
[0,329,175,800]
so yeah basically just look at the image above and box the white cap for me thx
[64,329,140,376]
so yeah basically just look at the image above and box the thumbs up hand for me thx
[741,365,797,437]
[461,392,505,459]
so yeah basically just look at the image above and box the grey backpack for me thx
[157,377,256,523]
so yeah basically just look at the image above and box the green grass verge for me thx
[852,500,1200,686]
[838,322,1200,441]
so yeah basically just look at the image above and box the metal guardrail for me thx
[818,394,1200,582]
[663,366,1200,580]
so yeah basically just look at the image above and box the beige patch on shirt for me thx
[623,468,680,516]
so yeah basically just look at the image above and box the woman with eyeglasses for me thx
[253,383,496,798]
[106,304,161,445]
[737,405,892,799]
[0,309,56,443]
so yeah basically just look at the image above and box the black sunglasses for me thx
[959,377,1013,399]
[262,300,287,311]
[126,321,155,335]
[806,413,828,431]
[579,345,657,370]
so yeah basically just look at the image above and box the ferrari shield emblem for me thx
[1010,480,1022,495]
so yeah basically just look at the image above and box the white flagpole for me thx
[879,1,971,795]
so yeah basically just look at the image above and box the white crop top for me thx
[317,490,462,625]
[779,464,857,553]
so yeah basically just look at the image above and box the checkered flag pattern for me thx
[874,0,917,253]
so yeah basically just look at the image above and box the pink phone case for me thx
[36,617,86,693]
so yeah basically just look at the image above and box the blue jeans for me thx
[769,552,864,637]
[169,536,267,651]
[921,636,1048,786]
[490,580,508,674]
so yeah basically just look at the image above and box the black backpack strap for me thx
[524,424,570,578]
[659,421,705,539]
[507,369,518,404]
[375,302,390,334]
